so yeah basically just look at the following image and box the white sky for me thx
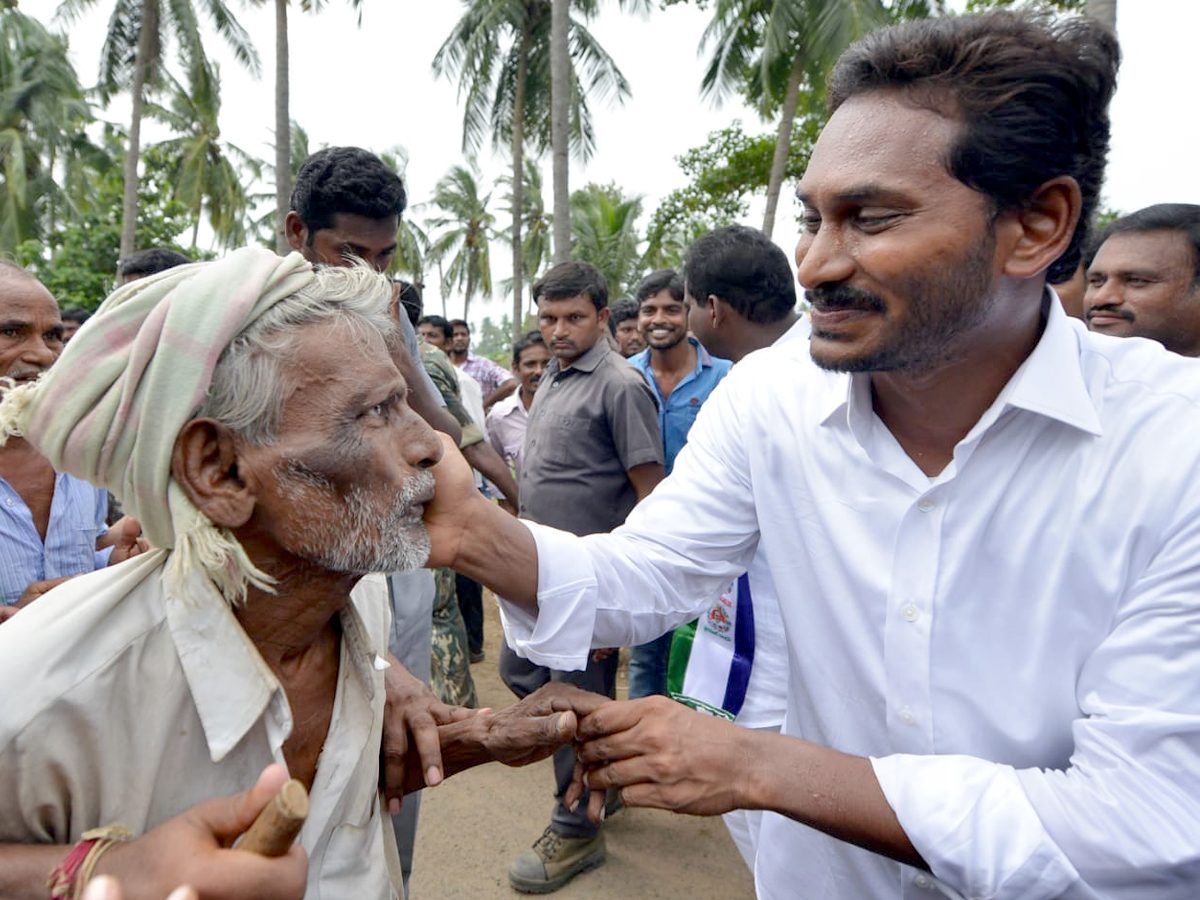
[19,0,1200,323]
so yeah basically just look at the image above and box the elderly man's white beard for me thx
[277,464,435,575]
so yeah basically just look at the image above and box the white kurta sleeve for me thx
[499,364,764,670]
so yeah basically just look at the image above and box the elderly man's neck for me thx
[236,561,359,668]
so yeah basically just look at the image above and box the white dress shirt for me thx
[0,551,401,899]
[500,300,1200,900]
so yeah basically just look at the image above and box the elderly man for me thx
[0,249,599,900]
[0,262,145,622]
[425,13,1200,900]
[1084,203,1200,354]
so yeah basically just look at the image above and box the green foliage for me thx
[965,0,1084,11]
[473,315,518,363]
[645,118,820,267]
[569,182,644,300]
[426,164,497,321]
[17,136,195,309]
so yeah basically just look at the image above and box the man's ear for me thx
[284,210,308,255]
[172,419,257,529]
[999,176,1082,280]
[708,295,729,328]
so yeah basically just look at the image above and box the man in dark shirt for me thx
[503,262,664,893]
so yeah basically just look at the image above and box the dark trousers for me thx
[455,573,484,655]
[499,641,618,838]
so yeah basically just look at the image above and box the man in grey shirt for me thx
[503,261,664,893]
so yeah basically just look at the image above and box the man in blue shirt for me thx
[0,263,146,620]
[626,268,731,697]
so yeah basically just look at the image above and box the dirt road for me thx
[408,597,756,900]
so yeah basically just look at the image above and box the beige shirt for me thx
[0,550,400,900]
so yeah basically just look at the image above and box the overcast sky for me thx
[19,0,1200,322]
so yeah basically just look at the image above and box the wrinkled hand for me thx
[97,765,307,900]
[477,683,612,768]
[423,434,486,569]
[15,576,72,608]
[567,696,751,822]
[382,656,478,807]
[101,516,151,564]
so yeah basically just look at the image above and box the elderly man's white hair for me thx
[0,248,401,605]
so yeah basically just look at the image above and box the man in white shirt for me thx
[422,13,1200,900]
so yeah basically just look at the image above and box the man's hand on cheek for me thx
[422,434,484,569]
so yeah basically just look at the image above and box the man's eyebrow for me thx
[0,319,30,331]
[795,184,912,206]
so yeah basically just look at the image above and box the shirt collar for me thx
[490,390,526,418]
[166,569,384,763]
[818,289,1103,438]
[550,337,610,376]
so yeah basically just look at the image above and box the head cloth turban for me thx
[0,246,316,602]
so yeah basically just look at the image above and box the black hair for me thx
[512,330,546,366]
[289,147,407,236]
[396,280,423,327]
[60,307,91,325]
[634,269,684,304]
[683,226,797,324]
[117,248,191,279]
[1085,204,1200,284]
[608,297,639,335]
[418,314,454,342]
[829,12,1120,282]
[533,261,608,312]
[448,319,470,333]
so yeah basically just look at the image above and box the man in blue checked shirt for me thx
[625,268,731,698]
[0,262,147,621]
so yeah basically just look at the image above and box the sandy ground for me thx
[408,595,757,900]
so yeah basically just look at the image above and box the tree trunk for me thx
[120,0,157,259]
[550,0,570,264]
[274,0,291,255]
[1086,0,1117,31]
[511,28,530,341]
[761,55,803,240]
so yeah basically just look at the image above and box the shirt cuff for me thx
[95,546,115,569]
[871,753,1080,900]
[496,520,599,671]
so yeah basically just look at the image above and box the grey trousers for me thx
[499,641,618,838]
[387,569,436,898]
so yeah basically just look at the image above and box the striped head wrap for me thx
[0,247,316,602]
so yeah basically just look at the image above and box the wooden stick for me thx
[238,779,309,857]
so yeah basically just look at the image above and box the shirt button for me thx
[917,497,935,512]
[902,604,919,622]
[914,874,932,890]
[4,498,11,507]
[900,707,916,726]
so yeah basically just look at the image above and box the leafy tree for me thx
[472,314,517,363]
[645,118,820,268]
[498,159,553,319]
[434,0,633,339]
[17,135,195,309]
[146,60,265,249]
[243,0,363,254]
[0,6,95,252]
[425,164,496,322]
[965,0,1084,10]
[56,0,261,257]
[570,181,644,300]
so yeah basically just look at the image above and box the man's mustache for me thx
[806,284,887,313]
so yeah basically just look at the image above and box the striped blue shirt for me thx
[0,473,111,605]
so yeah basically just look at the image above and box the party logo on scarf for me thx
[704,603,732,636]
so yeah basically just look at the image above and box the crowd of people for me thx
[1,9,1199,900]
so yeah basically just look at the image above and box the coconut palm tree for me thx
[425,164,496,322]
[569,181,643,301]
[146,60,264,249]
[434,0,632,339]
[498,158,552,321]
[56,0,260,258]
[0,6,95,251]
[244,0,363,254]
